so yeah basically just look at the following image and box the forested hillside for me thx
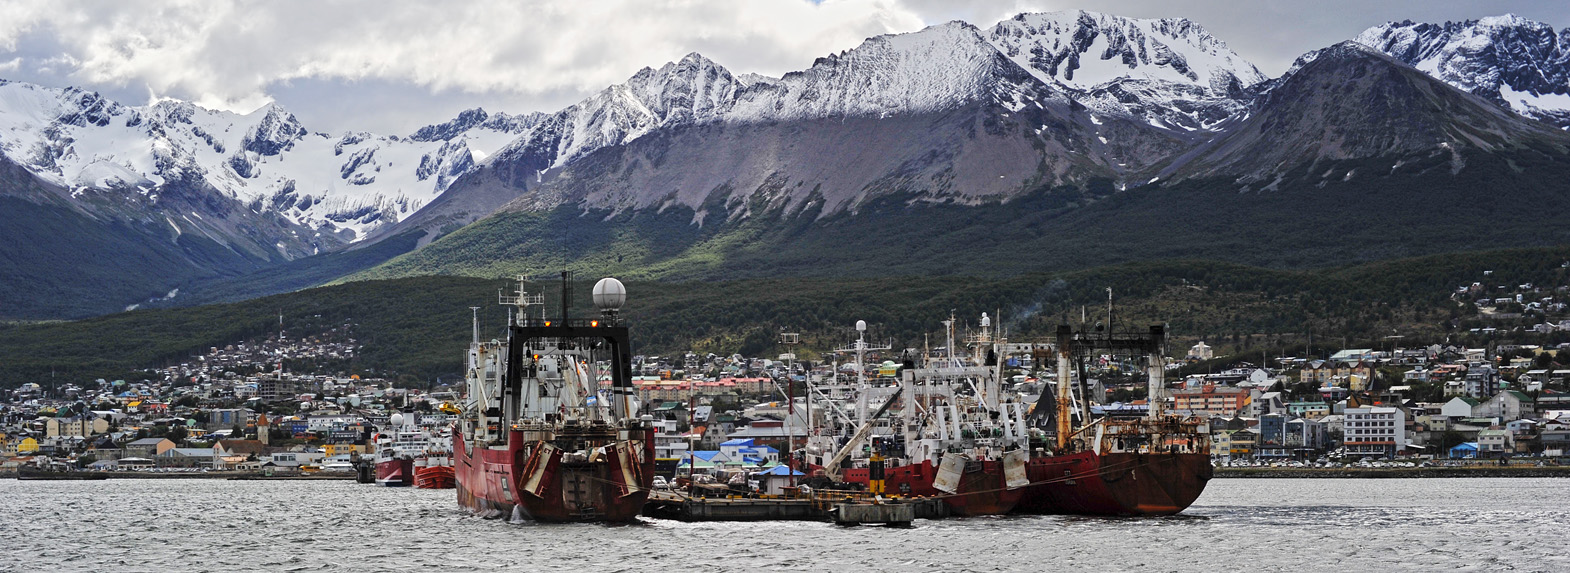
[5,246,1568,388]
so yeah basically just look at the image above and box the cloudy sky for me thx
[1,0,1567,134]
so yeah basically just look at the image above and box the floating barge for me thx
[641,489,946,523]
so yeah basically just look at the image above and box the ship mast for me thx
[855,320,869,426]
[498,275,543,424]
[779,330,800,487]
[1055,329,1074,451]
[833,320,887,426]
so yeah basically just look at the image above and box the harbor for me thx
[8,272,1570,528]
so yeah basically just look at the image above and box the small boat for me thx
[374,426,414,487]
[415,460,455,489]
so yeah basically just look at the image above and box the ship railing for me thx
[514,318,612,328]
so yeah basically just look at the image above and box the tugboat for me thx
[1013,325,1213,516]
[453,273,655,522]
[414,427,455,489]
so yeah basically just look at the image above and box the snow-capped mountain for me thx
[1163,41,1565,185]
[461,11,1261,213]
[388,17,1205,239]
[19,8,1570,320]
[1354,14,1570,127]
[0,80,538,242]
[0,10,1265,252]
[480,22,1066,189]
[986,11,1266,131]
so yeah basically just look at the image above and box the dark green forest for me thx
[5,245,1569,388]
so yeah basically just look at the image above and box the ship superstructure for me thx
[803,314,1031,515]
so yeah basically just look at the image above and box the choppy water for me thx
[1,477,1565,572]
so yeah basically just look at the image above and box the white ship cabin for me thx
[263,452,325,468]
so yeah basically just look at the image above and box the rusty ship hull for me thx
[840,459,1022,516]
[1014,450,1213,516]
[454,427,654,522]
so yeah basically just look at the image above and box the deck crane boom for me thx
[824,388,903,481]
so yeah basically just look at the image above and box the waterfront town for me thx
[5,295,1570,478]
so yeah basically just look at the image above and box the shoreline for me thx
[8,470,357,481]
[1214,466,1570,478]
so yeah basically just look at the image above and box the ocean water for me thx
[1,477,1565,572]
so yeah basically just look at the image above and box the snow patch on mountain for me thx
[729,21,1023,121]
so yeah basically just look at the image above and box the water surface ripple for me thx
[1,478,1564,572]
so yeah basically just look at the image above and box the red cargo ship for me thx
[1015,426,1213,515]
[804,321,1211,518]
[453,275,654,522]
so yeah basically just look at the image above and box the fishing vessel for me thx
[798,316,1211,517]
[1013,324,1213,516]
[453,273,655,522]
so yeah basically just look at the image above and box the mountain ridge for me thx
[9,11,1570,319]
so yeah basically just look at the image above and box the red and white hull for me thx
[376,458,414,487]
[415,461,455,489]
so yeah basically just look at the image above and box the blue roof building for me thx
[1449,442,1480,459]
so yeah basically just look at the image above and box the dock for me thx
[833,501,915,526]
[642,489,947,523]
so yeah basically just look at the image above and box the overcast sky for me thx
[1,0,1567,135]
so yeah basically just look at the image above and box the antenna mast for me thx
[470,307,481,344]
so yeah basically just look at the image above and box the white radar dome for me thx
[856,320,867,332]
[593,277,627,312]
[389,413,404,427]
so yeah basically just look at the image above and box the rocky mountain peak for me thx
[409,108,491,142]
[987,10,1266,93]
[1354,14,1570,127]
[1168,39,1566,185]
[624,51,740,127]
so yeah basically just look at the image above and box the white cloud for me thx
[0,0,928,127]
[0,0,1567,133]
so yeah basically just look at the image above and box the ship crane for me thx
[823,388,903,481]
